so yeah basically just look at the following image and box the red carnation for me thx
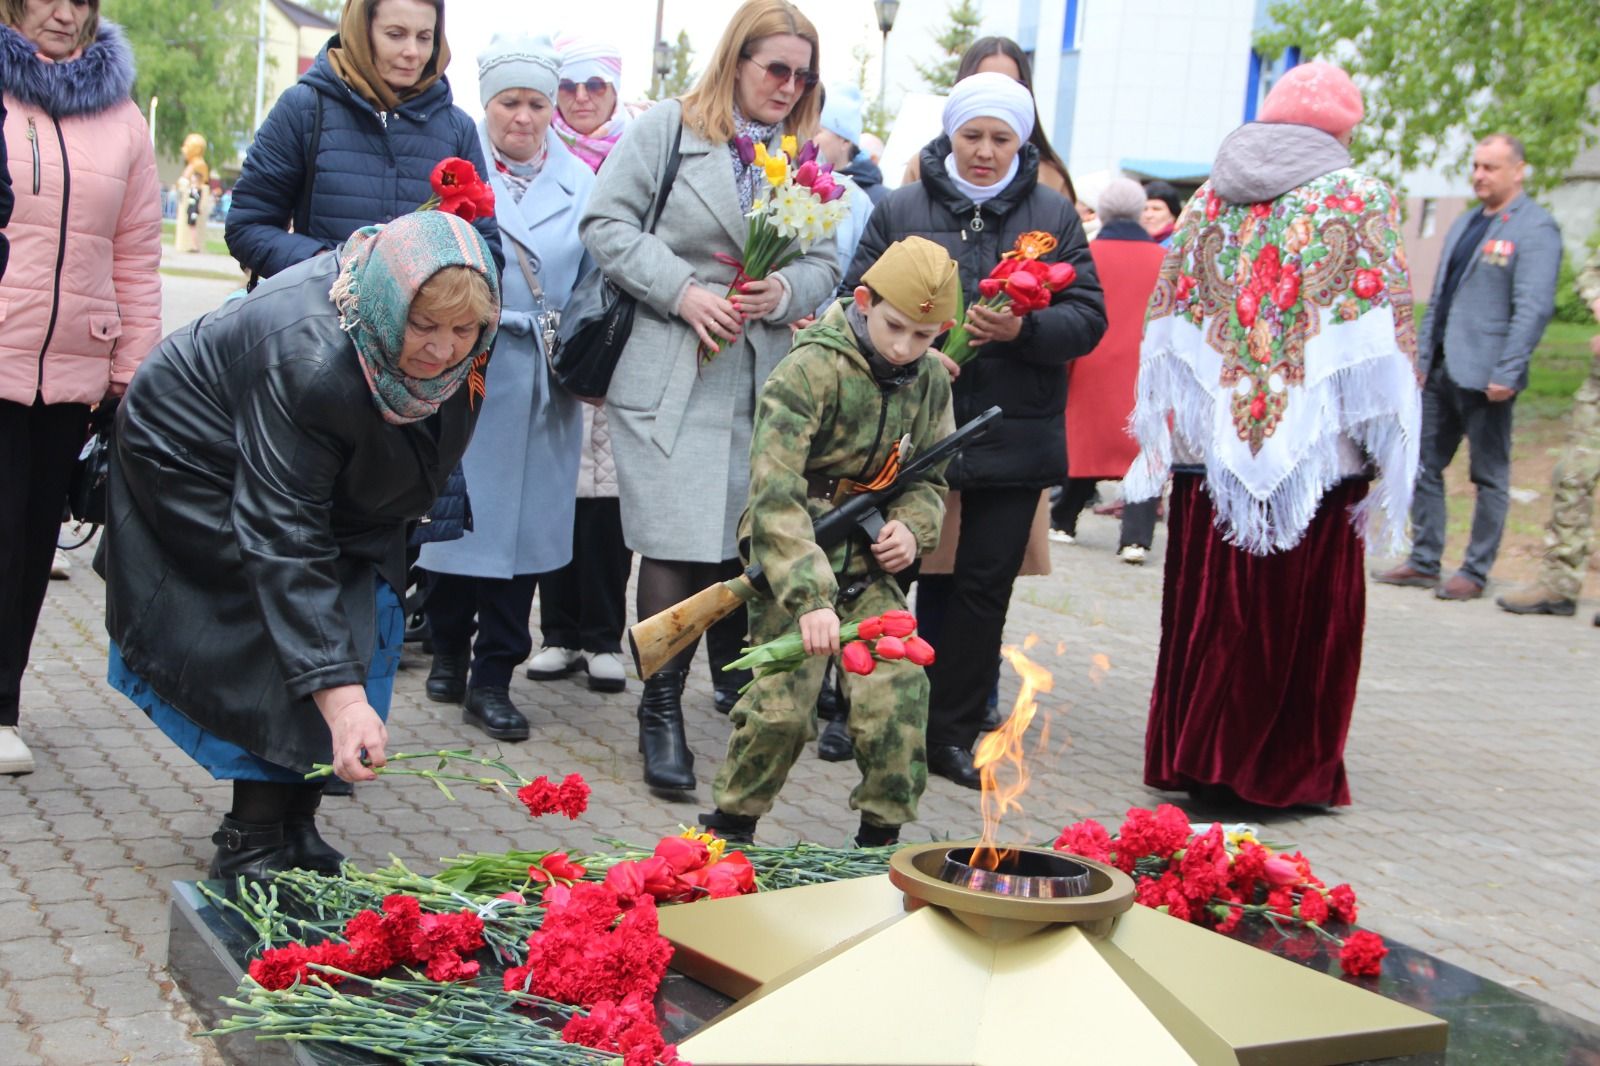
[1328,883,1359,925]
[841,640,876,676]
[1266,886,1297,917]
[874,635,906,660]
[902,635,936,667]
[1339,930,1387,977]
[1212,902,1244,935]
[424,951,480,982]
[1052,819,1112,863]
[879,610,917,638]
[1352,269,1382,300]
[1298,887,1330,925]
[518,773,590,819]
[248,941,355,990]
[557,773,591,818]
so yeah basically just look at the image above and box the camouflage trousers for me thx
[712,576,928,830]
[1537,358,1600,599]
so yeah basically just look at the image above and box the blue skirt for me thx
[109,579,404,782]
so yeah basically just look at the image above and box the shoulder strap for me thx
[294,93,324,235]
[511,240,544,301]
[646,119,684,236]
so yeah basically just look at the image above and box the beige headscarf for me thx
[326,0,451,112]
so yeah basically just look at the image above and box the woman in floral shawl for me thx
[101,211,499,882]
[1124,62,1420,809]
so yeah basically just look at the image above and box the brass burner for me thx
[937,847,1094,899]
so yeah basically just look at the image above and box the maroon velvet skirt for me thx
[1144,473,1369,808]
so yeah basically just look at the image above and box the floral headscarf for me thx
[329,211,501,425]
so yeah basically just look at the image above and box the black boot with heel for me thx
[638,669,695,791]
[283,783,345,874]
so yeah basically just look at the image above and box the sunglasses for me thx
[558,77,612,97]
[740,55,819,94]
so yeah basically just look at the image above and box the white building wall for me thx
[1065,0,1257,180]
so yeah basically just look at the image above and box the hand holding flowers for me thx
[942,230,1078,366]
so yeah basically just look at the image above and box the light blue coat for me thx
[418,128,595,579]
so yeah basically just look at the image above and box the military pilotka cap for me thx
[861,236,961,325]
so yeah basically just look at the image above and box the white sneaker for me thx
[50,549,71,579]
[0,726,36,775]
[1047,529,1076,545]
[1119,545,1147,565]
[525,646,582,680]
[585,652,627,693]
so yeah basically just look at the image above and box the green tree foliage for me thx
[652,30,696,100]
[296,0,343,20]
[106,0,260,167]
[1257,0,1600,194]
[914,0,982,93]
[852,42,892,140]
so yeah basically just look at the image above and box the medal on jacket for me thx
[1481,239,1514,266]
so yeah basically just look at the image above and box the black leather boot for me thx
[816,664,853,761]
[208,816,294,884]
[283,816,346,873]
[698,809,757,844]
[426,650,469,703]
[463,687,530,741]
[928,745,982,790]
[638,669,694,791]
[854,819,900,848]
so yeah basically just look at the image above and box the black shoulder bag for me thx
[63,399,118,544]
[547,120,683,401]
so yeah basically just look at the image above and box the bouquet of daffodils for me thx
[701,136,851,362]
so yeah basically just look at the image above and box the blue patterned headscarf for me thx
[330,211,501,425]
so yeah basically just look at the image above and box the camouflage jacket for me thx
[1579,244,1600,309]
[739,300,956,621]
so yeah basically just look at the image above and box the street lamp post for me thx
[654,40,673,97]
[873,0,900,115]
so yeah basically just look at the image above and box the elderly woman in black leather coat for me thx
[99,210,499,883]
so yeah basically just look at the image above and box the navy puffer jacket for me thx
[226,41,501,279]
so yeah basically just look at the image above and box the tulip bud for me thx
[903,635,936,666]
[880,610,916,638]
[841,640,876,675]
[1263,856,1301,886]
[856,616,884,641]
[1045,262,1077,290]
[795,160,819,189]
[874,635,906,660]
[978,278,1003,299]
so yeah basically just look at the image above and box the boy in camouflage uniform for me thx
[700,237,959,848]
[1497,244,1600,625]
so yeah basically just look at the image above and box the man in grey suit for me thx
[1375,134,1563,600]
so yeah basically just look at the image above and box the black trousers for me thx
[1053,477,1159,548]
[425,572,538,691]
[924,486,1040,749]
[537,498,632,654]
[1,398,90,726]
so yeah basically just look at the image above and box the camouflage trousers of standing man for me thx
[712,576,929,831]
[1536,355,1600,600]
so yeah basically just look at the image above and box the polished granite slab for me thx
[169,879,1600,1064]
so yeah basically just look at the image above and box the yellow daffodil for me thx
[680,827,727,863]
[781,134,798,159]
[763,154,789,186]
[753,143,772,167]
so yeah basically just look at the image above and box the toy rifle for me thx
[627,406,1001,680]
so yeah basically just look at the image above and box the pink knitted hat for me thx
[1259,61,1364,138]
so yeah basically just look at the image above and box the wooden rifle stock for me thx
[626,406,1001,681]
[629,573,760,681]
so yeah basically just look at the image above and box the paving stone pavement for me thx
[3,275,1596,1063]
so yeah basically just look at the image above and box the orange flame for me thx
[970,642,1054,871]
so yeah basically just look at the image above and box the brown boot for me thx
[1495,585,1576,616]
[1371,563,1438,588]
[1434,574,1484,601]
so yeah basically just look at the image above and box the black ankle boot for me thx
[208,816,293,884]
[699,808,757,844]
[464,687,530,741]
[854,819,900,848]
[817,718,854,762]
[283,816,345,873]
[426,650,469,703]
[638,669,694,791]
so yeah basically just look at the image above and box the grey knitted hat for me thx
[478,33,560,107]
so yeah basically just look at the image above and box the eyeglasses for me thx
[740,55,819,94]
[558,78,612,98]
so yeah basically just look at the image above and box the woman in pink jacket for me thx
[0,0,161,776]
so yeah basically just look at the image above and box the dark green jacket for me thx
[739,301,956,620]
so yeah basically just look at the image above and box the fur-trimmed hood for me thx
[0,21,136,118]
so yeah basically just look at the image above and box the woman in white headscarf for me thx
[844,71,1106,791]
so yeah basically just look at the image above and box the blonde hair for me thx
[411,267,497,329]
[0,0,100,50]
[679,0,820,145]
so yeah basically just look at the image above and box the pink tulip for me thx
[795,160,819,188]
[1263,856,1301,886]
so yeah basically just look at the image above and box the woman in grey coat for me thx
[579,0,837,792]
[418,36,594,743]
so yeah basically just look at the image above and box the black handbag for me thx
[547,121,683,401]
[66,399,117,527]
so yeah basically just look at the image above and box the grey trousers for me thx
[1408,363,1517,585]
